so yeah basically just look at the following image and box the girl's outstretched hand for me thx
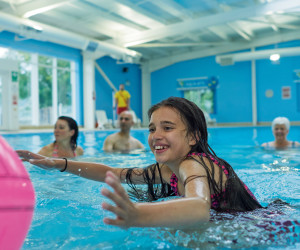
[16,150,57,170]
[101,171,139,228]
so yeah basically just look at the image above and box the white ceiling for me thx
[0,0,300,68]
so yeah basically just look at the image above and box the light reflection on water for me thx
[1,127,300,250]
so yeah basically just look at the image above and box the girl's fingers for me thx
[102,202,129,228]
[100,171,137,228]
[105,171,130,201]
[102,201,126,218]
[103,217,127,228]
[101,185,129,211]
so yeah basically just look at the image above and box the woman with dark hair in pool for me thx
[18,97,262,229]
[38,116,84,158]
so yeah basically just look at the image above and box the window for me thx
[57,59,72,116]
[38,55,53,125]
[18,52,32,125]
[0,46,76,126]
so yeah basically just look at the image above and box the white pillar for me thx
[0,59,19,130]
[31,54,39,126]
[141,62,151,126]
[71,61,76,119]
[52,58,58,121]
[83,53,95,129]
[251,50,257,126]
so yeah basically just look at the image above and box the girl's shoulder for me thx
[179,153,214,172]
[182,152,227,175]
[187,152,220,165]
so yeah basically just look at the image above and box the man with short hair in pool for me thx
[261,116,300,149]
[103,111,144,152]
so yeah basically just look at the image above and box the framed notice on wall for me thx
[282,86,291,99]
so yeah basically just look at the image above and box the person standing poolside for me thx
[17,97,263,230]
[114,83,131,118]
[38,116,84,158]
[103,111,144,152]
[261,117,300,150]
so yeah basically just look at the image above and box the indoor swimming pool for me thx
[2,126,300,250]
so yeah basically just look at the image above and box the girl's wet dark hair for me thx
[55,116,79,151]
[124,97,263,212]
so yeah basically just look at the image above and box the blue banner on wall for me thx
[294,69,300,83]
[177,76,218,90]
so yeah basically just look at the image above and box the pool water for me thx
[2,126,300,250]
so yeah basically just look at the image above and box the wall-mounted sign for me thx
[177,76,218,90]
[293,69,300,83]
[282,86,291,99]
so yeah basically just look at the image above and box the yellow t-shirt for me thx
[115,90,131,108]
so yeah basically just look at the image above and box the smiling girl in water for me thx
[17,97,262,229]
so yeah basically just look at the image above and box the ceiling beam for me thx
[207,26,228,40]
[130,42,228,48]
[227,23,252,41]
[36,11,120,39]
[265,16,279,31]
[119,0,300,47]
[87,0,165,29]
[202,0,223,12]
[15,0,71,18]
[150,0,192,20]
[147,29,300,72]
[248,17,300,30]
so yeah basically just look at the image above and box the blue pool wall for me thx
[1,30,300,125]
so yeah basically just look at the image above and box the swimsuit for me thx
[265,141,296,149]
[52,144,76,158]
[170,152,258,210]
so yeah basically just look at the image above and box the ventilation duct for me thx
[0,11,141,63]
[216,47,300,65]
[218,56,234,66]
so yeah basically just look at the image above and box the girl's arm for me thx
[102,160,211,229]
[16,150,145,184]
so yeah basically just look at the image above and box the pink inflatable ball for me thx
[0,136,35,250]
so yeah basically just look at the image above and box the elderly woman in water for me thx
[261,117,300,150]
